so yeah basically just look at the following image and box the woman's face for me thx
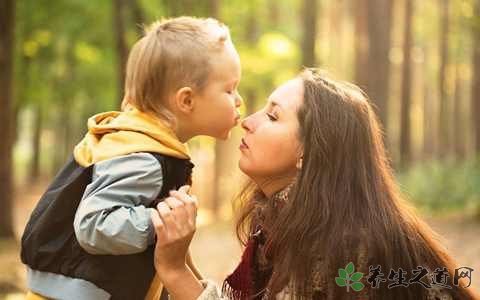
[239,78,303,185]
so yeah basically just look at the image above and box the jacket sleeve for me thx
[73,152,163,255]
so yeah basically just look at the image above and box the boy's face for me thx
[191,42,242,140]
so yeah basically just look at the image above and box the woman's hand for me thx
[151,186,204,299]
[151,186,198,276]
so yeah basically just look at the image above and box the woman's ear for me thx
[296,154,303,170]
[296,145,304,170]
[174,87,195,113]
[296,157,303,170]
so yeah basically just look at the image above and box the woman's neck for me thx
[255,175,295,199]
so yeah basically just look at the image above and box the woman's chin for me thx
[238,157,260,179]
[238,157,250,175]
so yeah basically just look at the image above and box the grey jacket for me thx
[27,152,163,300]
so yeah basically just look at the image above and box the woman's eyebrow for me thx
[269,100,284,110]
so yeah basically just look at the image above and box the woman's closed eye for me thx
[266,112,277,121]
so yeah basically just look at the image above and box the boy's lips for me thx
[234,114,241,126]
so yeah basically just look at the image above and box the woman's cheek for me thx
[238,139,269,175]
[258,136,296,173]
[273,133,300,170]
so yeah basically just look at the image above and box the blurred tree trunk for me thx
[11,102,20,145]
[30,104,43,181]
[52,114,66,174]
[400,0,413,168]
[330,0,346,74]
[472,0,480,157]
[128,0,145,36]
[113,0,128,107]
[423,79,435,159]
[166,0,181,16]
[453,65,466,160]
[62,106,73,163]
[0,0,16,238]
[365,0,393,130]
[14,1,32,148]
[51,104,74,174]
[354,0,369,89]
[245,0,259,115]
[165,0,196,16]
[438,0,450,158]
[51,98,68,174]
[21,54,38,180]
[63,49,77,163]
[209,0,219,19]
[422,43,436,160]
[268,0,280,28]
[12,57,27,147]
[51,46,77,173]
[301,0,318,67]
[65,120,74,158]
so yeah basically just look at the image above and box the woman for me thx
[151,69,478,299]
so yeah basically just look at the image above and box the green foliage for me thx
[238,31,299,112]
[398,160,480,215]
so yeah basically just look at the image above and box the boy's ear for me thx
[174,87,195,113]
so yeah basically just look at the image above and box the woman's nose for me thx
[241,115,253,132]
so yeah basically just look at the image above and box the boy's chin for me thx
[205,127,232,140]
[217,131,231,140]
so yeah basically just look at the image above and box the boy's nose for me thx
[235,93,243,108]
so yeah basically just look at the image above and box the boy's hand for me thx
[151,185,198,280]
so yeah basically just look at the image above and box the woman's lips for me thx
[239,138,248,150]
[239,138,249,150]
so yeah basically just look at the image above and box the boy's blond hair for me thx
[123,17,231,122]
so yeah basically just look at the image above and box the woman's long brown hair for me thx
[234,69,478,299]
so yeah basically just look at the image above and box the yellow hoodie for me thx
[73,107,190,167]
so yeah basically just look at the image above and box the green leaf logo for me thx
[335,262,364,292]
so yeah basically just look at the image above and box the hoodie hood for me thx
[73,107,190,167]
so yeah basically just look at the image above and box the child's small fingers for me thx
[164,193,196,228]
[164,197,190,231]
[184,195,198,222]
[169,191,196,207]
[178,185,190,194]
[157,202,175,229]
[165,197,185,209]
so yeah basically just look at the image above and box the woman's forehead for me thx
[268,78,304,110]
